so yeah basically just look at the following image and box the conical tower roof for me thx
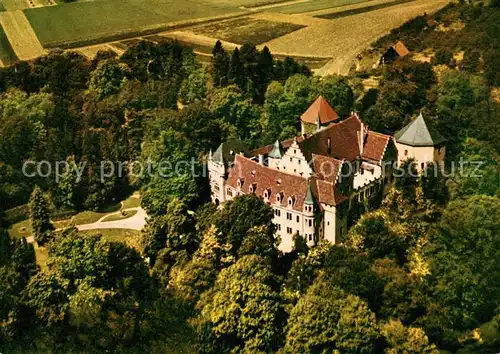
[300,96,339,125]
[269,140,284,159]
[394,113,446,147]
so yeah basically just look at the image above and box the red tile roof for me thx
[311,154,343,184]
[362,131,391,164]
[226,155,310,211]
[250,135,307,157]
[301,96,339,125]
[314,179,347,207]
[300,115,363,162]
[394,41,410,57]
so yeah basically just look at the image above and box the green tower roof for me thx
[304,184,315,205]
[212,139,249,165]
[268,140,284,159]
[394,113,446,147]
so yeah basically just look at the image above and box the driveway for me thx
[76,207,148,232]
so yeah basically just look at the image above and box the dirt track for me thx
[258,0,451,76]
[0,10,45,60]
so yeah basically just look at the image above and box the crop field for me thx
[269,0,371,14]
[0,25,18,65]
[24,0,246,48]
[316,0,415,19]
[260,0,450,75]
[189,17,305,45]
[0,10,44,60]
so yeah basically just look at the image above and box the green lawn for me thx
[80,228,140,243]
[7,219,31,239]
[24,0,245,48]
[122,194,142,209]
[269,0,371,14]
[101,210,138,223]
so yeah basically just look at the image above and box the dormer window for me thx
[249,183,257,194]
[276,192,283,203]
[288,196,296,207]
[237,178,244,189]
[263,188,271,200]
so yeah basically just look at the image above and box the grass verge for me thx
[101,210,138,223]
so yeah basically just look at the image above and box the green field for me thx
[269,0,370,14]
[24,0,245,48]
[0,25,18,65]
[191,17,305,45]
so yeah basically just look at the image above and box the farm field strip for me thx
[24,0,246,48]
[188,17,305,45]
[0,10,44,60]
[316,0,416,19]
[268,0,371,14]
[0,24,18,65]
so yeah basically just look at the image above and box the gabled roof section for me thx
[363,131,391,163]
[212,139,249,165]
[226,155,309,212]
[250,135,307,157]
[393,41,410,57]
[395,113,446,147]
[300,114,363,162]
[311,154,343,184]
[268,140,284,159]
[301,96,339,125]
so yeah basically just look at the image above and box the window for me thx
[298,160,301,165]
[287,227,292,234]
[421,162,425,170]
[214,184,220,192]
[294,149,297,154]
[227,189,233,197]
[327,221,330,226]
[274,209,281,217]
[296,215,300,223]
[277,224,281,231]
[290,157,293,162]
[308,219,313,227]
[288,196,295,207]
[309,234,313,241]
[287,212,292,220]
[404,150,408,156]
[327,137,332,155]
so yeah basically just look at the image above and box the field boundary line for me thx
[0,10,44,60]
[30,10,252,50]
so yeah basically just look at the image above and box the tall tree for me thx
[29,186,53,245]
[196,255,285,353]
[211,40,229,87]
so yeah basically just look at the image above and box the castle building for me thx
[394,112,446,171]
[208,98,444,252]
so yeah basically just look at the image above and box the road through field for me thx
[0,10,44,60]
[259,0,450,75]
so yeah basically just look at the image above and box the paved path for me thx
[76,207,148,232]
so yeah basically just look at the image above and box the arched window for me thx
[276,193,283,203]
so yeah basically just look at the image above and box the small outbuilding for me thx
[380,41,410,64]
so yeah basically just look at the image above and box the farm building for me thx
[380,41,410,63]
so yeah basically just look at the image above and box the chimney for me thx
[258,154,264,165]
[358,122,365,156]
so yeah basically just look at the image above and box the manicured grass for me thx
[122,194,142,209]
[8,219,31,239]
[101,210,138,223]
[190,17,305,45]
[80,228,140,243]
[24,0,245,48]
[270,0,370,14]
[71,211,107,225]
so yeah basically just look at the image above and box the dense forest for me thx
[0,0,499,352]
